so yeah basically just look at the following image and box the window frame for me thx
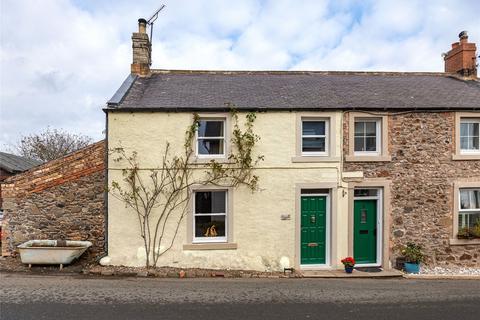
[301,119,329,157]
[184,185,236,250]
[293,113,339,163]
[458,188,480,229]
[192,190,228,244]
[453,112,480,161]
[451,181,480,245]
[195,118,226,158]
[459,118,480,154]
[353,118,381,156]
[346,112,391,162]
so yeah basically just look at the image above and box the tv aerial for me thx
[146,4,166,46]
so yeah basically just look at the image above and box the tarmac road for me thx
[1,272,479,319]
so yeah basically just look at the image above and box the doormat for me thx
[355,267,383,273]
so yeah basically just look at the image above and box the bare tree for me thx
[110,110,263,267]
[15,128,93,162]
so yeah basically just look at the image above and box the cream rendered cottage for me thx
[102,19,480,272]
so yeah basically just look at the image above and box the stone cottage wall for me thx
[343,112,480,267]
[1,141,106,263]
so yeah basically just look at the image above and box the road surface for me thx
[1,272,479,319]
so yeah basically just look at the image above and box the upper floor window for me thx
[302,120,329,156]
[196,119,225,157]
[354,119,381,155]
[458,188,480,237]
[460,119,480,154]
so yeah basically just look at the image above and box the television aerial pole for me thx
[146,4,166,46]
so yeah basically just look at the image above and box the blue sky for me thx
[1,0,479,149]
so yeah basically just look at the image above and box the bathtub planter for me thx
[18,240,92,269]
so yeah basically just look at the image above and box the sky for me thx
[1,0,479,149]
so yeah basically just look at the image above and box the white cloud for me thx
[1,0,479,148]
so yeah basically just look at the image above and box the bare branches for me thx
[109,110,263,268]
[14,127,92,162]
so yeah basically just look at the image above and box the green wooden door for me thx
[354,199,377,264]
[301,196,327,265]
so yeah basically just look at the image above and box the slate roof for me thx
[0,152,41,173]
[106,70,480,111]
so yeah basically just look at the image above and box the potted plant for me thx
[401,242,424,274]
[341,257,355,273]
[457,227,474,239]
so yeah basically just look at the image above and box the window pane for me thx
[302,137,325,152]
[460,137,470,150]
[365,122,377,137]
[474,123,479,136]
[302,121,325,136]
[354,122,364,135]
[198,139,224,155]
[195,191,226,213]
[460,123,468,137]
[468,123,478,136]
[365,137,377,151]
[459,212,480,229]
[198,120,224,137]
[354,189,378,197]
[460,189,480,209]
[354,137,364,152]
[195,215,226,238]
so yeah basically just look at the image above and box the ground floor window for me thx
[458,188,480,238]
[193,190,227,243]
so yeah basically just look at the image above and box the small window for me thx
[460,119,480,154]
[354,119,381,155]
[193,191,227,243]
[458,189,480,231]
[354,189,378,197]
[302,120,328,156]
[197,119,225,157]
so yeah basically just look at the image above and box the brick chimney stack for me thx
[131,18,151,76]
[444,31,477,79]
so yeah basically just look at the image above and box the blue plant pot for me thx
[345,266,354,274]
[404,262,420,274]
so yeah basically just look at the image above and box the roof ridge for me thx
[150,69,454,77]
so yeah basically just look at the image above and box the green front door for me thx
[301,196,327,265]
[354,199,377,264]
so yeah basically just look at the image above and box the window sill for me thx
[183,243,238,250]
[291,156,340,163]
[191,157,231,164]
[452,154,480,161]
[449,238,480,246]
[344,155,392,162]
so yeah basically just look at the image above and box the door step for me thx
[301,269,403,278]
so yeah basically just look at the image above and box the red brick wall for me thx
[1,141,106,261]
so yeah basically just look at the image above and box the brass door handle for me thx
[307,243,318,247]
[310,215,316,224]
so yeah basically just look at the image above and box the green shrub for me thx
[401,242,424,264]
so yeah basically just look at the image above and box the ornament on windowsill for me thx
[204,225,218,237]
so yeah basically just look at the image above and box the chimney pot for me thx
[138,18,147,34]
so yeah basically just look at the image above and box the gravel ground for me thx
[419,266,480,276]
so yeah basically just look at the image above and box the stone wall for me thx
[343,112,480,267]
[1,141,106,262]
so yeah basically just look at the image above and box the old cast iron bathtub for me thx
[18,240,93,269]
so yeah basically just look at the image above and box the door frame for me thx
[295,183,337,270]
[353,189,382,267]
[348,179,391,269]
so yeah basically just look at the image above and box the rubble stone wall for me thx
[343,112,480,267]
[1,141,106,262]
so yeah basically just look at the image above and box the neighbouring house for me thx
[0,141,106,262]
[103,20,479,272]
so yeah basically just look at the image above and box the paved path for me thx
[1,272,479,319]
